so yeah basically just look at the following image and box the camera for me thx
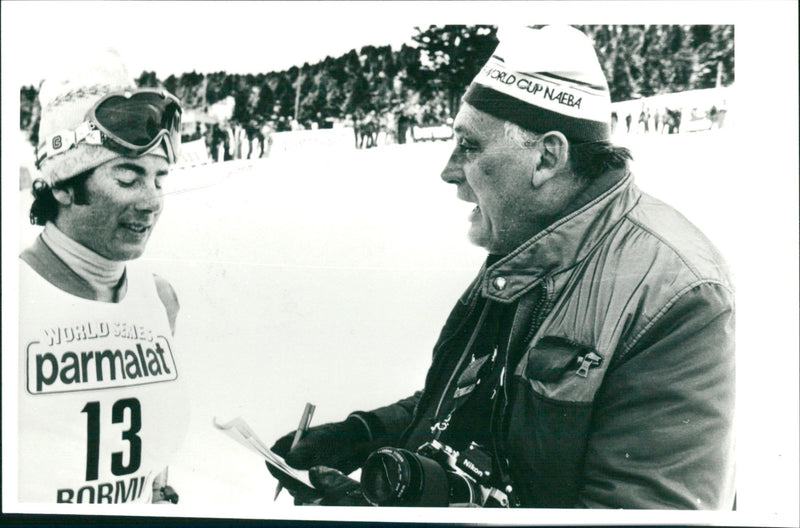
[359,440,510,507]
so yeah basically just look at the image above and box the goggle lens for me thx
[91,90,182,160]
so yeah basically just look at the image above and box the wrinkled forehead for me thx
[453,102,506,138]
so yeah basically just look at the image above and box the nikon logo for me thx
[461,458,486,478]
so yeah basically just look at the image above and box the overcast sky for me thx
[5,2,426,85]
[3,0,776,87]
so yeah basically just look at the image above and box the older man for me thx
[18,49,189,504]
[270,26,735,509]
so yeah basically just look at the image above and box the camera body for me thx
[360,439,510,507]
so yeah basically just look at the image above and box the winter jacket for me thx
[358,171,736,509]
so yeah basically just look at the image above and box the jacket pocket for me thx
[516,335,605,403]
[504,381,593,507]
[505,336,599,506]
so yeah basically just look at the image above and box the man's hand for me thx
[152,485,179,504]
[292,466,368,506]
[151,467,178,504]
[268,416,374,501]
[271,416,373,473]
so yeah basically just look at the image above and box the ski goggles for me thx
[36,88,183,169]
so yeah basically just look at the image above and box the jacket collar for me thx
[482,170,641,302]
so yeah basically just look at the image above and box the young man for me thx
[270,26,735,509]
[18,49,189,504]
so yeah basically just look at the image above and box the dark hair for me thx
[29,169,93,226]
[503,120,632,182]
[567,139,633,182]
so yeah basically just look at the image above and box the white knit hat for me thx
[36,47,166,186]
[463,25,612,142]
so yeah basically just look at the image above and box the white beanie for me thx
[37,47,166,186]
[463,25,612,142]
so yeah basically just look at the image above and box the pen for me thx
[274,402,315,501]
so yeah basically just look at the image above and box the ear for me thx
[532,131,570,188]
[51,186,73,206]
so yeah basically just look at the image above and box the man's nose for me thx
[135,181,163,214]
[440,148,464,185]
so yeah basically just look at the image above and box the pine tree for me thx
[135,71,160,88]
[205,72,231,106]
[690,25,734,89]
[255,83,275,122]
[411,25,498,117]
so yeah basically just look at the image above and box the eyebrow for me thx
[453,123,481,140]
[111,162,147,176]
[111,162,169,177]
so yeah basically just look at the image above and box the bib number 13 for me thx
[81,398,142,481]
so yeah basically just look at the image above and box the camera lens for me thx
[361,447,450,506]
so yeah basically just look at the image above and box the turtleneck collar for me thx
[42,222,126,302]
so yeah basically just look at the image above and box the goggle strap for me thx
[36,122,103,169]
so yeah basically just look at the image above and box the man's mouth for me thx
[469,205,482,221]
[121,222,150,234]
[456,190,480,221]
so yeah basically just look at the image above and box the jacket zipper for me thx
[501,281,548,413]
[491,281,549,505]
[520,281,551,347]
[575,351,603,377]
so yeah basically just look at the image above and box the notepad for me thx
[213,416,314,489]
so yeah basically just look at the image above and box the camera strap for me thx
[429,299,492,435]
[430,299,507,438]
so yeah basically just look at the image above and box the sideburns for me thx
[56,169,93,206]
[72,182,90,205]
